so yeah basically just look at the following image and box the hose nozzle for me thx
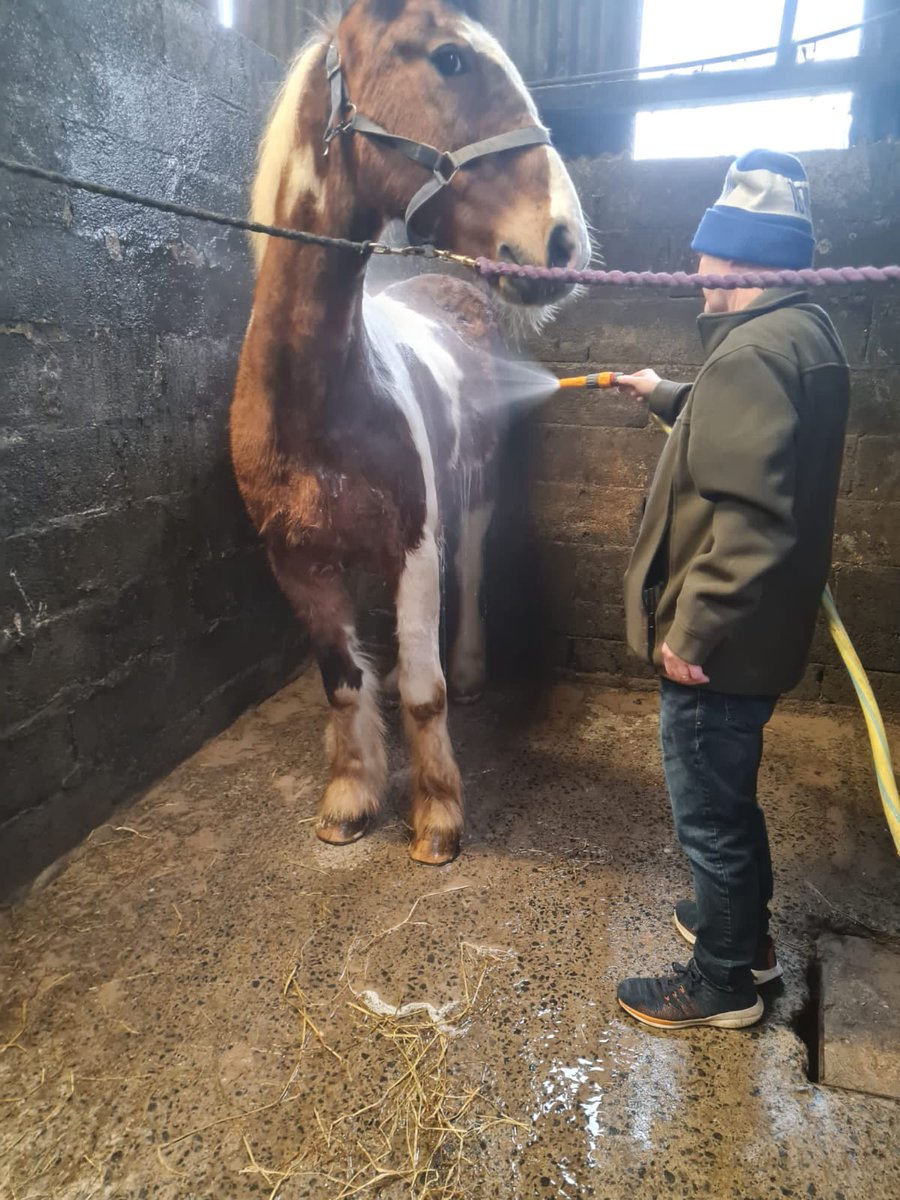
[557,371,622,390]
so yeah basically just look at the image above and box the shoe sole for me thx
[672,912,783,986]
[618,995,764,1030]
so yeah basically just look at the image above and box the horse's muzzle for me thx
[494,227,581,306]
[494,270,576,307]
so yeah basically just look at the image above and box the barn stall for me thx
[1,1,900,1197]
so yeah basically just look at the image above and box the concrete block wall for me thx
[0,0,305,898]
[516,145,900,707]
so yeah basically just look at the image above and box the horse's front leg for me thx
[269,547,386,845]
[396,529,463,865]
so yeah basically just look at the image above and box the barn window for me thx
[634,0,864,160]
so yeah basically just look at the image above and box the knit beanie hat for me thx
[691,149,815,269]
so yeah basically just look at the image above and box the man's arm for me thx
[665,345,799,667]
[617,370,692,427]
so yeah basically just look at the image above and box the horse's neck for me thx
[253,212,376,381]
[251,69,384,408]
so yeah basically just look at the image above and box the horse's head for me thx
[333,0,591,307]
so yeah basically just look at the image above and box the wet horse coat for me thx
[231,0,589,863]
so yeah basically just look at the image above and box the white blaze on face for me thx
[547,147,590,268]
[457,17,543,123]
[457,17,590,270]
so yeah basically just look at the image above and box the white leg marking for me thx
[450,503,493,698]
[396,531,444,708]
[397,532,464,853]
[323,636,386,821]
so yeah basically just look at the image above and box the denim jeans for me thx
[659,679,778,992]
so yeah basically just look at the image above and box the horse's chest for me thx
[286,455,424,573]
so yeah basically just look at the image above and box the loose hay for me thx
[239,895,526,1200]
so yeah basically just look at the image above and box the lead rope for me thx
[2,156,900,289]
[650,410,900,855]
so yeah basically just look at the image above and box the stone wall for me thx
[0,0,304,898]
[516,145,900,707]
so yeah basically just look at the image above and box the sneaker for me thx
[617,959,763,1030]
[673,900,783,986]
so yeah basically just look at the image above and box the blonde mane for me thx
[249,33,330,269]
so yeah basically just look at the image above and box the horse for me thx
[230,0,589,865]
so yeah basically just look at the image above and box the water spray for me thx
[556,371,623,390]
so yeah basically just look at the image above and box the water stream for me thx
[475,356,562,414]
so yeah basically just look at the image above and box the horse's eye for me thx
[430,45,468,78]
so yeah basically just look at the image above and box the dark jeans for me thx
[659,679,778,992]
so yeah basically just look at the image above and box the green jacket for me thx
[624,289,850,696]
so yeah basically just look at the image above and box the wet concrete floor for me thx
[2,668,899,1199]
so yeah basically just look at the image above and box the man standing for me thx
[615,150,850,1029]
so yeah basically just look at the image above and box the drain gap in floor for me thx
[800,932,900,1101]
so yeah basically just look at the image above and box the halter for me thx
[323,43,551,240]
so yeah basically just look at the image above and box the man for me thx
[614,150,850,1030]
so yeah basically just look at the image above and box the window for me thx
[634,0,864,160]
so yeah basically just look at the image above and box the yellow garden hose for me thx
[820,586,900,855]
[624,405,900,855]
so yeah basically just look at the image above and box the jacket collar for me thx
[697,288,809,356]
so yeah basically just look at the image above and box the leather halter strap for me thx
[323,43,551,238]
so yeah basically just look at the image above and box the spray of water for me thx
[470,355,561,415]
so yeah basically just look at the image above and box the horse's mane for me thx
[249,30,331,269]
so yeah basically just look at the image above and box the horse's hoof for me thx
[409,831,460,866]
[316,816,369,846]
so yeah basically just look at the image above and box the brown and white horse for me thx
[231,0,589,864]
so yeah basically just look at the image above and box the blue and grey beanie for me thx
[691,149,815,269]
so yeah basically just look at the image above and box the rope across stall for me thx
[3,156,900,290]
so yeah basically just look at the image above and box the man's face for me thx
[698,253,732,313]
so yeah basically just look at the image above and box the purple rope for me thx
[474,261,900,290]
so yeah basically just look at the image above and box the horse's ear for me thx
[366,0,406,20]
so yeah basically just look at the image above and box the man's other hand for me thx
[661,642,710,686]
[615,369,661,398]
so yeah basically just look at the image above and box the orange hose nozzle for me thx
[557,371,622,390]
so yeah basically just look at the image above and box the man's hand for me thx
[661,642,710,686]
[615,369,661,399]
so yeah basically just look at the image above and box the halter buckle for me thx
[323,103,358,153]
[434,153,459,186]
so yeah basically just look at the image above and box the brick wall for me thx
[0,0,305,898]
[514,145,900,707]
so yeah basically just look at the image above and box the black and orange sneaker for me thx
[617,959,763,1030]
[673,901,783,985]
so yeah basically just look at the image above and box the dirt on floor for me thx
[1,668,899,1200]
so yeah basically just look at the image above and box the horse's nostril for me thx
[547,223,575,270]
[498,243,519,264]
